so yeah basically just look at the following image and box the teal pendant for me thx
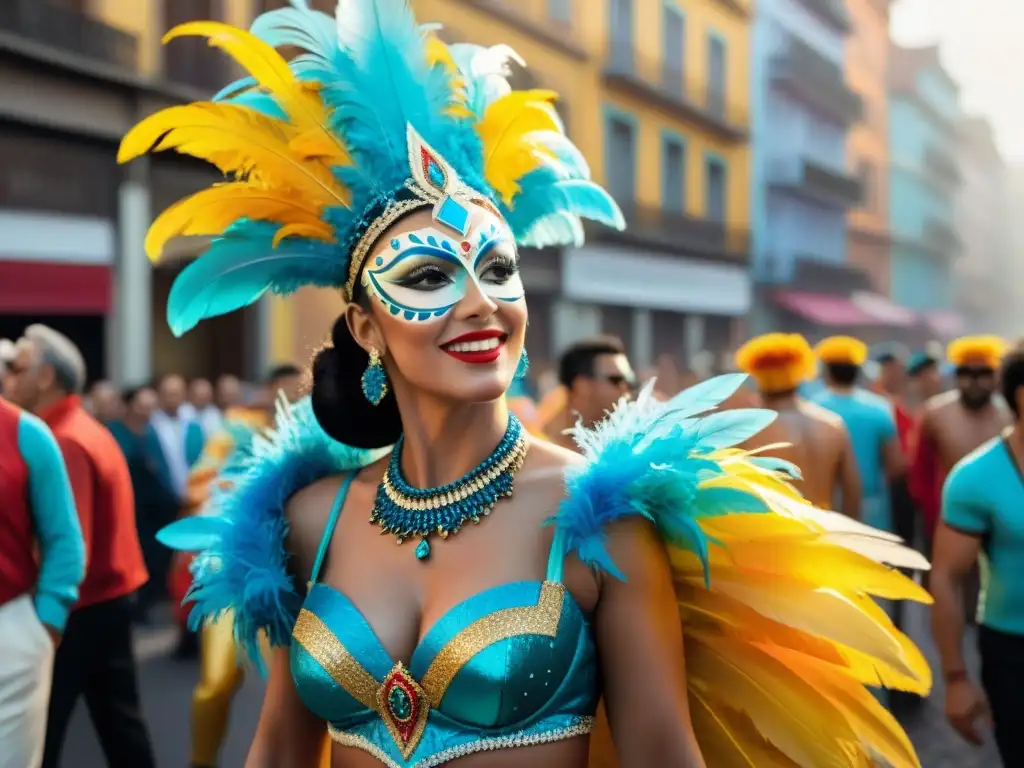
[415,538,431,561]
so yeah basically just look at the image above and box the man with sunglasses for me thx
[910,337,1011,566]
[545,336,636,451]
[931,345,1024,762]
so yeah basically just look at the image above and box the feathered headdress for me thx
[734,333,816,393]
[117,0,624,337]
[814,336,868,367]
[947,335,1008,369]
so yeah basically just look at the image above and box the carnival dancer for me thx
[735,333,861,516]
[138,2,929,765]
[0,394,83,768]
[931,345,1024,763]
[812,336,906,534]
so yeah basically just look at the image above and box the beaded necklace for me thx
[370,414,528,560]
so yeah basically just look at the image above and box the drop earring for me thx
[361,347,388,405]
[515,349,530,380]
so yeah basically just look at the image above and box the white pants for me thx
[0,594,55,768]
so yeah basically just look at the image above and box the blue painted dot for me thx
[389,305,401,316]
[529,673,534,679]
[408,233,423,244]
[390,238,400,250]
[427,235,438,247]
[403,310,415,320]
[417,312,430,321]
[441,240,455,253]
[375,256,384,266]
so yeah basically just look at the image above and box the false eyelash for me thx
[391,263,454,288]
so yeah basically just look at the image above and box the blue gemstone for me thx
[390,238,400,250]
[427,160,446,189]
[375,256,384,266]
[435,195,470,236]
[415,539,431,560]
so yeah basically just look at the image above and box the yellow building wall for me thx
[601,0,751,227]
[846,0,889,237]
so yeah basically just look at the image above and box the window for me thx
[548,0,572,24]
[662,5,685,97]
[661,136,686,214]
[605,114,636,207]
[707,34,727,118]
[705,157,727,221]
[609,0,634,72]
[857,160,875,211]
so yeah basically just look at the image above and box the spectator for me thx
[9,324,154,768]
[150,374,205,505]
[181,377,223,438]
[215,373,243,411]
[86,379,123,424]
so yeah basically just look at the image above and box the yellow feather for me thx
[145,183,333,261]
[477,90,563,203]
[763,648,922,768]
[272,222,335,247]
[164,22,350,168]
[689,687,799,767]
[118,103,344,207]
[686,634,860,768]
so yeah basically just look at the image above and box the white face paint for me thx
[361,206,524,323]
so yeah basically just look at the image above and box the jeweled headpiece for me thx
[117,0,624,336]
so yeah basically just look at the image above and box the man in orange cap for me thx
[734,333,861,515]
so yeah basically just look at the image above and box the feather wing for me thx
[159,397,387,667]
[556,373,928,767]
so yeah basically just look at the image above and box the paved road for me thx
[62,602,1001,767]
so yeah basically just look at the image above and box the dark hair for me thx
[266,363,302,383]
[825,362,860,386]
[557,336,626,388]
[907,355,938,378]
[873,342,908,366]
[1000,348,1024,418]
[121,384,152,406]
[310,310,403,450]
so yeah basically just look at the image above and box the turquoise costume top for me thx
[290,475,595,767]
[942,435,1024,634]
[813,387,898,531]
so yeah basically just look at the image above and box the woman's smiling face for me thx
[347,205,528,406]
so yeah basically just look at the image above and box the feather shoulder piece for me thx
[553,374,932,768]
[157,396,387,666]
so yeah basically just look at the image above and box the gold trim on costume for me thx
[292,609,380,711]
[420,581,565,708]
[327,716,594,768]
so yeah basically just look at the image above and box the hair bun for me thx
[310,316,402,449]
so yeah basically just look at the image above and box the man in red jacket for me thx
[7,325,155,768]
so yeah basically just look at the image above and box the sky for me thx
[891,0,1024,162]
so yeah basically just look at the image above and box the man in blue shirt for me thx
[932,345,1024,763]
[811,336,907,533]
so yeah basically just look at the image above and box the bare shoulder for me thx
[516,436,581,504]
[799,399,846,431]
[924,390,958,417]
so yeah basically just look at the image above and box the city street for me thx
[62,601,1001,767]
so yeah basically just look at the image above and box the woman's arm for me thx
[595,518,706,768]
[247,647,327,768]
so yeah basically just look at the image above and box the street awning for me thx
[925,310,965,337]
[851,291,918,327]
[0,260,111,314]
[775,290,876,326]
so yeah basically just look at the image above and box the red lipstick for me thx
[441,329,507,364]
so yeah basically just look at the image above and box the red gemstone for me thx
[460,241,471,252]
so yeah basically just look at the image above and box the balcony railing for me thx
[603,43,748,141]
[924,219,963,257]
[795,0,851,33]
[0,0,138,71]
[772,38,862,126]
[924,146,962,187]
[603,204,750,259]
[457,0,585,59]
[770,157,863,209]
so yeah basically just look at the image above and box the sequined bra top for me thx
[289,475,598,768]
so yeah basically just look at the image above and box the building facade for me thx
[750,0,871,336]
[845,0,891,294]
[0,0,297,386]
[888,45,963,338]
[955,118,1012,334]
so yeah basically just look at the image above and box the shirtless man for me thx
[910,336,1010,620]
[911,336,1011,550]
[734,333,861,515]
